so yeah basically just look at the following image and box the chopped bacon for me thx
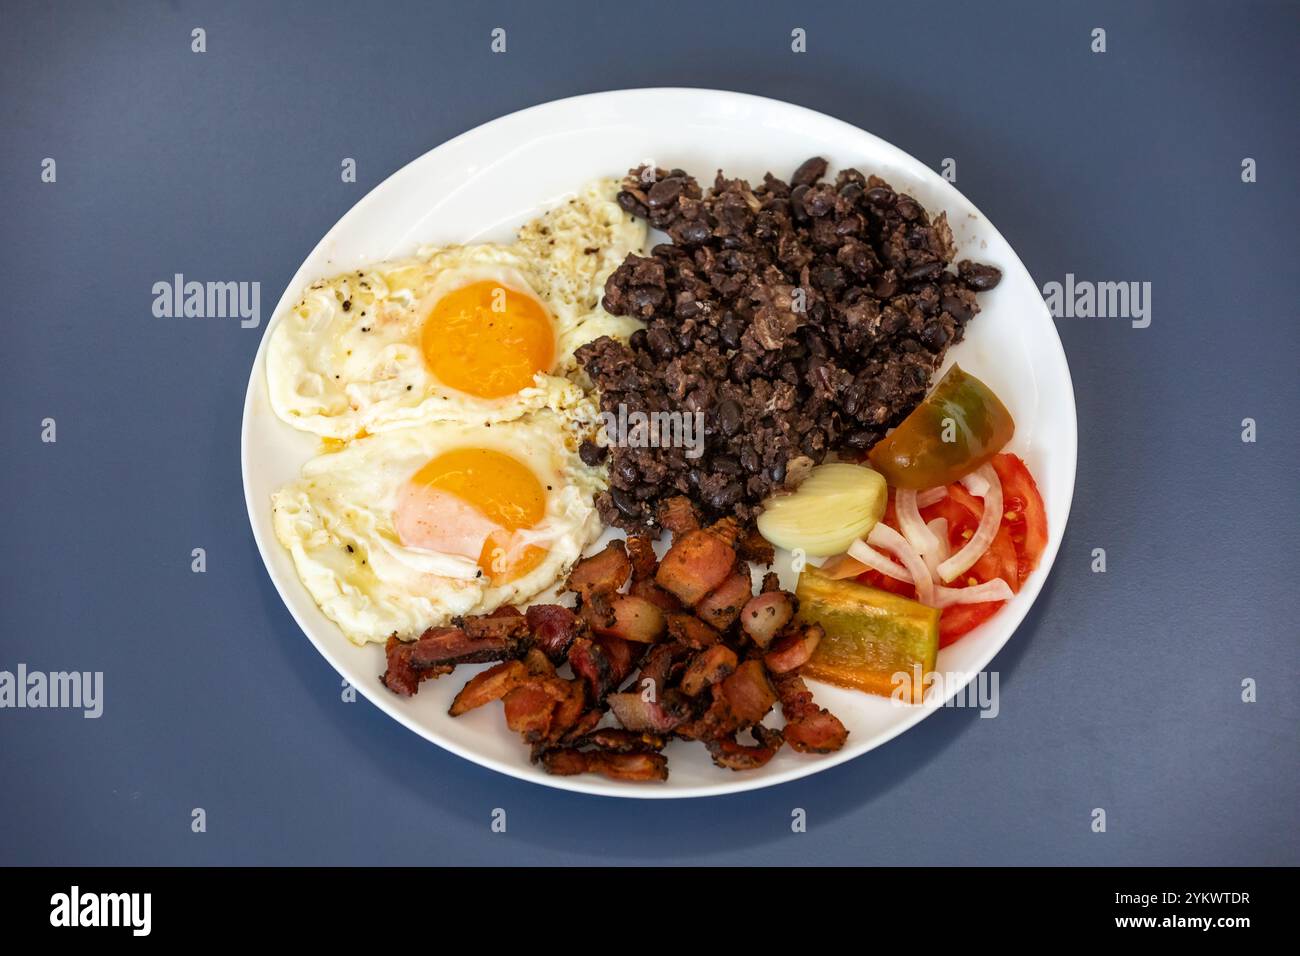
[593,594,666,643]
[542,748,668,782]
[705,515,744,549]
[655,529,736,606]
[666,613,721,649]
[558,708,604,744]
[738,527,776,566]
[380,636,451,696]
[629,578,682,612]
[577,590,617,631]
[448,659,529,715]
[502,675,587,743]
[502,680,567,738]
[567,540,631,598]
[574,727,668,753]
[763,623,823,674]
[720,659,778,727]
[694,571,752,631]
[740,591,795,649]
[656,495,700,535]
[568,634,641,702]
[625,534,659,581]
[408,625,530,669]
[706,726,784,771]
[606,690,691,734]
[760,571,781,593]
[679,645,739,696]
[525,604,582,663]
[772,671,848,753]
[595,634,641,685]
[634,643,686,701]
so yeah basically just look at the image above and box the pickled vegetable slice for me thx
[796,568,939,702]
[867,365,1015,490]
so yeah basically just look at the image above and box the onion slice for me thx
[895,488,939,571]
[916,486,949,508]
[961,470,990,498]
[926,517,950,564]
[866,523,934,606]
[936,463,1002,583]
[847,538,912,583]
[934,577,1014,607]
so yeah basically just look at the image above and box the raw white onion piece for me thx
[926,517,950,565]
[937,463,1003,583]
[866,523,934,605]
[916,486,949,508]
[934,577,1014,607]
[895,488,939,566]
[847,538,912,583]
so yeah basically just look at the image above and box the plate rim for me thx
[240,86,1078,799]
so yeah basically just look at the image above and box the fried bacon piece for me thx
[448,659,530,716]
[738,527,776,566]
[380,636,451,696]
[694,571,752,631]
[740,591,795,648]
[625,534,659,581]
[656,495,700,535]
[606,689,691,734]
[705,515,744,549]
[558,708,605,745]
[677,659,778,742]
[679,645,738,696]
[772,671,848,753]
[629,578,682,612]
[593,594,666,643]
[567,540,631,598]
[464,605,528,639]
[760,571,781,593]
[764,623,823,674]
[503,676,585,743]
[568,634,641,701]
[542,748,668,782]
[635,642,687,700]
[706,725,784,771]
[525,604,582,663]
[408,624,530,669]
[666,612,721,649]
[574,727,668,753]
[655,529,736,605]
[719,659,778,727]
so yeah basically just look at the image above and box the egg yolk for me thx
[395,447,548,584]
[422,281,555,399]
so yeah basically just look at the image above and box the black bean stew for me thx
[576,159,1002,531]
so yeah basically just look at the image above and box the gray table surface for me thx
[2,0,1297,866]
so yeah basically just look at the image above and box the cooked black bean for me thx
[579,440,607,466]
[577,162,1002,530]
[958,260,1003,291]
[791,156,828,188]
[716,399,742,436]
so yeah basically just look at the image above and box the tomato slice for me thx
[938,600,1005,646]
[990,453,1048,582]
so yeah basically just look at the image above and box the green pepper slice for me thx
[867,365,1014,490]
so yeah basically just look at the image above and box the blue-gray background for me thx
[2,0,1296,866]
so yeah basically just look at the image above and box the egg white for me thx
[266,179,645,439]
[270,413,605,646]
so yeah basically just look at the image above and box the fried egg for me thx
[266,180,645,438]
[271,413,604,646]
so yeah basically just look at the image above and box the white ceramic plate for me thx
[242,88,1077,798]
